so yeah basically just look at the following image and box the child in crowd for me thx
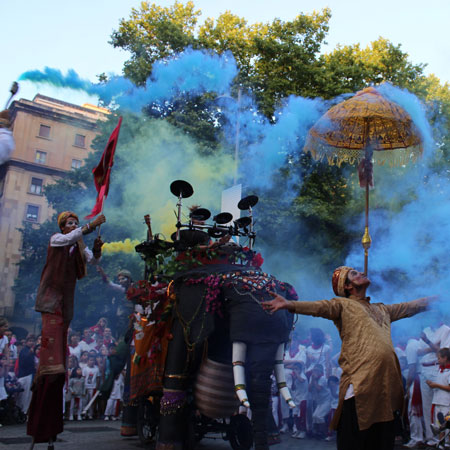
[82,356,100,419]
[326,375,340,441]
[79,351,89,370]
[426,348,450,428]
[104,370,124,420]
[290,361,308,439]
[308,364,331,439]
[69,367,85,421]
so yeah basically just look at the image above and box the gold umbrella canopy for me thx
[303,86,424,276]
[304,86,423,167]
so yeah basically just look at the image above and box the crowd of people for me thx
[267,322,450,448]
[0,316,125,426]
[2,316,450,447]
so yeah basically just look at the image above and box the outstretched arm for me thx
[263,292,342,320]
[387,296,438,322]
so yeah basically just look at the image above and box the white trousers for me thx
[17,374,33,413]
[420,367,438,443]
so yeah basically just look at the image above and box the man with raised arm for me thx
[27,211,105,447]
[263,266,434,450]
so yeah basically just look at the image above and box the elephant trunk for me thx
[274,343,296,408]
[232,341,250,408]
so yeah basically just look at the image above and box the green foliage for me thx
[13,1,450,325]
[320,38,426,98]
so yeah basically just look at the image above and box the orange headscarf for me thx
[332,266,353,297]
[57,211,79,231]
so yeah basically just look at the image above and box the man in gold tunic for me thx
[263,266,432,450]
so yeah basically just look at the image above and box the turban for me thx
[117,269,132,279]
[332,266,353,297]
[57,211,79,230]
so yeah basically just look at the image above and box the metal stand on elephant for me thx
[129,180,298,450]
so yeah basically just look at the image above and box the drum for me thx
[194,358,240,419]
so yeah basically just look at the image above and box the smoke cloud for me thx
[20,47,448,346]
[19,48,237,111]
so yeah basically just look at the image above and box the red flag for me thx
[85,117,122,219]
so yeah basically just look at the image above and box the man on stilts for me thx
[27,211,105,449]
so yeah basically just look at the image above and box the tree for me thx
[13,2,450,325]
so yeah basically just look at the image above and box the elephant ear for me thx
[282,282,299,301]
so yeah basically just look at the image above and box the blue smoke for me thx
[20,48,447,333]
[19,48,238,110]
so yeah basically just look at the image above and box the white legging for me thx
[70,397,83,416]
[104,398,120,417]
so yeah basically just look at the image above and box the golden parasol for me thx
[304,86,423,275]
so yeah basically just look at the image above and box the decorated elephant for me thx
[153,260,298,450]
[128,182,298,449]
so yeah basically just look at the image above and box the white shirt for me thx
[50,228,98,263]
[0,128,15,165]
[82,365,100,390]
[0,335,8,357]
[306,344,330,373]
[68,343,82,361]
[433,368,450,406]
[79,340,96,353]
[406,338,422,374]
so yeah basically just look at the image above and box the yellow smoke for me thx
[102,238,141,254]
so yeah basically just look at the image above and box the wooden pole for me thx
[361,119,372,276]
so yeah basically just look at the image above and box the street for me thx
[0,419,337,450]
[0,419,415,449]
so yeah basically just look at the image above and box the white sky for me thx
[1,0,448,107]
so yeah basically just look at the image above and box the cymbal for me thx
[170,180,194,198]
[213,212,233,224]
[238,195,258,210]
[170,229,210,246]
[190,208,211,221]
[234,217,251,228]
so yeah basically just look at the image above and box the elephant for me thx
[155,260,298,450]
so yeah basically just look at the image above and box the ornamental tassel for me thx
[358,156,374,189]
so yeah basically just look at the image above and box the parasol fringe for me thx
[305,139,423,168]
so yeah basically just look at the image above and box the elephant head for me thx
[156,263,298,450]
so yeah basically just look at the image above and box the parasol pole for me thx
[361,119,372,276]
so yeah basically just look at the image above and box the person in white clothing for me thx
[79,328,97,353]
[68,334,82,361]
[104,372,124,420]
[0,109,15,165]
[309,364,331,438]
[290,361,308,439]
[426,348,450,425]
[305,328,331,378]
[82,357,100,419]
[0,318,10,403]
[405,337,426,448]
[418,325,450,445]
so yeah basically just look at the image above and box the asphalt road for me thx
[0,420,415,449]
[0,419,336,450]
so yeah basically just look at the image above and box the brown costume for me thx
[290,295,427,431]
[28,211,98,443]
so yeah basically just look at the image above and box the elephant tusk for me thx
[232,342,250,408]
[274,343,296,408]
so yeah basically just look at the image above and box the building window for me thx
[25,205,39,222]
[39,124,51,138]
[35,150,47,165]
[74,134,86,148]
[30,177,43,195]
[71,159,82,169]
